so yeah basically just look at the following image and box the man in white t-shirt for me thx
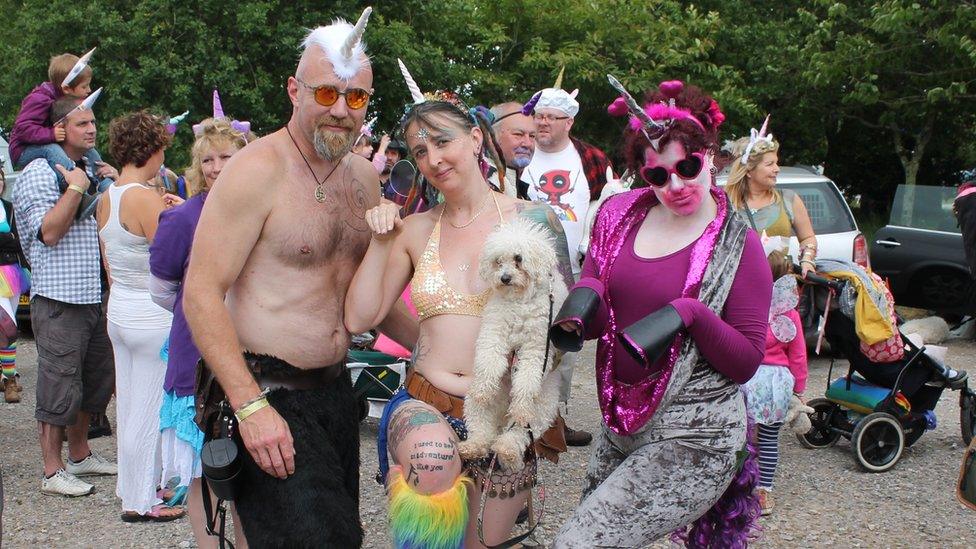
[521,85,612,446]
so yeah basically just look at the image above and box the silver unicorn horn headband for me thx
[606,74,663,145]
[740,114,775,165]
[63,47,96,88]
[54,87,103,126]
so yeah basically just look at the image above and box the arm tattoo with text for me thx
[515,202,575,289]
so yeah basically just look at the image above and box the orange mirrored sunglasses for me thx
[296,78,371,110]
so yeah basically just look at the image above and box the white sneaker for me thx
[66,451,117,477]
[41,469,95,497]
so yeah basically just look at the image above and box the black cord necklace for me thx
[285,124,344,203]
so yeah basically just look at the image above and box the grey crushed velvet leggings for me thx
[553,396,746,548]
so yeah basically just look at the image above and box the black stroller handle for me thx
[792,263,845,292]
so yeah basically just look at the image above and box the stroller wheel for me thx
[852,412,904,472]
[798,398,842,449]
[961,388,975,446]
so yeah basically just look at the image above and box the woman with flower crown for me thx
[550,78,771,547]
[724,120,819,276]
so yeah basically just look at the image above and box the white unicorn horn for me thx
[398,58,425,104]
[341,7,372,60]
[63,47,96,88]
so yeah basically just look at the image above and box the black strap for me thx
[743,203,760,232]
[202,403,236,549]
[201,476,235,549]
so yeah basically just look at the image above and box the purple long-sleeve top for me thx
[574,207,771,386]
[9,82,61,166]
[149,192,206,396]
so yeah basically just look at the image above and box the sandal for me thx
[121,504,186,523]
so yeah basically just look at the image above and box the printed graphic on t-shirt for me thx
[535,169,579,222]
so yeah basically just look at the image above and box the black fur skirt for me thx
[233,354,362,548]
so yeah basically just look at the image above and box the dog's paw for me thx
[466,384,495,405]
[491,436,528,472]
[457,439,490,461]
[508,401,535,428]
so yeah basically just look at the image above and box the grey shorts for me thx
[31,295,115,426]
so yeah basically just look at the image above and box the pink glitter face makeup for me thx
[644,142,710,217]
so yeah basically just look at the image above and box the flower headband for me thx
[192,90,251,140]
[739,115,775,165]
[397,59,485,135]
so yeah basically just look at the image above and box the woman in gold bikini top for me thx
[344,99,572,547]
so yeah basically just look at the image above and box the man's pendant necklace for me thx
[285,125,343,203]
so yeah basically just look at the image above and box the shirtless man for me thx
[183,9,413,547]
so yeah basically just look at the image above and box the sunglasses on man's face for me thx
[296,78,371,110]
[639,151,706,187]
[959,437,976,511]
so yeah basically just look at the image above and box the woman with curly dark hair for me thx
[550,79,770,547]
[98,110,184,522]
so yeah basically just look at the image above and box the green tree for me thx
[800,0,976,187]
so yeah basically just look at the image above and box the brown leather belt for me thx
[405,371,466,419]
[404,370,568,463]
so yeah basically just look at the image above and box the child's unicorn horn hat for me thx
[63,47,96,88]
[301,7,373,81]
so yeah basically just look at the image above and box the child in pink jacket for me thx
[742,250,808,516]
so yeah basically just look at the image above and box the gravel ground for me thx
[2,335,975,548]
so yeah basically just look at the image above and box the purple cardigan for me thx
[149,193,206,396]
[9,82,61,166]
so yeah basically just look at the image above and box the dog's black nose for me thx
[500,274,512,285]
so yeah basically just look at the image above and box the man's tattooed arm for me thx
[515,202,575,290]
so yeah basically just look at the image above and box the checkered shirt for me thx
[13,159,101,304]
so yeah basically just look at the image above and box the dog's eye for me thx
[514,254,522,264]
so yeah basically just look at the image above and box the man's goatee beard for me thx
[313,129,355,162]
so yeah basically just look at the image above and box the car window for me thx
[888,185,958,233]
[780,182,856,233]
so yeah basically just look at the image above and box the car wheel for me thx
[912,270,970,310]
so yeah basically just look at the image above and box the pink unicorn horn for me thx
[758,114,770,138]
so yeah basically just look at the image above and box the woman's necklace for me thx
[285,125,343,203]
[447,192,491,229]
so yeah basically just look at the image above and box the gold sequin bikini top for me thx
[410,194,503,321]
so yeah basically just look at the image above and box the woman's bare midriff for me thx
[411,315,482,397]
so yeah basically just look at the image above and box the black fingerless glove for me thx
[618,304,684,367]
[549,287,601,352]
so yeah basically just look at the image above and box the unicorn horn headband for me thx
[606,74,662,133]
[166,111,189,135]
[192,90,252,140]
[302,7,372,81]
[54,87,103,126]
[740,114,774,165]
[398,59,425,104]
[63,47,95,88]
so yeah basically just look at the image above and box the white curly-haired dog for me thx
[458,217,568,470]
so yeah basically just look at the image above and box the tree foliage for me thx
[0,0,973,215]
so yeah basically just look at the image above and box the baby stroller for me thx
[796,267,976,472]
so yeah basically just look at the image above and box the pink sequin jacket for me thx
[572,187,771,435]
